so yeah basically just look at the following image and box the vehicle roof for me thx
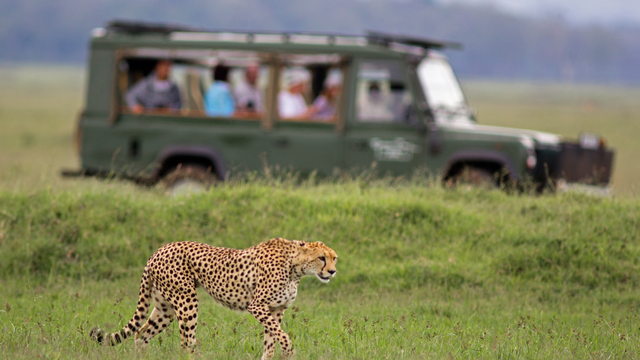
[90,19,462,58]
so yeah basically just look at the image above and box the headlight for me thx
[520,136,537,169]
[526,155,537,169]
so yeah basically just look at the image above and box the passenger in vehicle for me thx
[311,70,342,121]
[126,60,182,114]
[204,64,235,117]
[358,82,393,121]
[234,64,263,114]
[278,69,313,119]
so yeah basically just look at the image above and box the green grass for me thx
[1,184,640,359]
[1,65,640,359]
[464,81,640,195]
[0,64,86,192]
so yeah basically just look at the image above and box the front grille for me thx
[557,142,614,185]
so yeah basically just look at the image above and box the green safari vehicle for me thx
[68,20,614,190]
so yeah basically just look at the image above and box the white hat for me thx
[324,70,343,88]
[285,68,310,88]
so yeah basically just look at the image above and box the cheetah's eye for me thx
[319,256,325,262]
[333,257,337,262]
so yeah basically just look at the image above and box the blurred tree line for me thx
[1,0,639,85]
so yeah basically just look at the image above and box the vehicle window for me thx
[356,60,414,124]
[417,56,465,110]
[277,54,343,122]
[118,50,269,120]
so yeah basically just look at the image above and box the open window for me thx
[356,60,415,124]
[117,49,271,120]
[276,54,345,123]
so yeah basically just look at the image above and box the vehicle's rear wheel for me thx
[163,164,216,195]
[448,166,496,188]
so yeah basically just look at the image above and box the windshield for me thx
[417,56,473,123]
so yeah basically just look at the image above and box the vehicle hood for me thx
[438,121,561,147]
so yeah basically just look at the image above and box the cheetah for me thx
[89,238,338,360]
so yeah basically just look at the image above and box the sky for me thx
[437,0,640,25]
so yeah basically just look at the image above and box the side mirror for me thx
[469,107,478,122]
[403,104,427,134]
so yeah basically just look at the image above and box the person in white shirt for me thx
[278,69,314,119]
[357,82,394,121]
[311,70,342,121]
[234,64,263,114]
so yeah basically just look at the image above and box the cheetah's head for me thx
[294,241,338,283]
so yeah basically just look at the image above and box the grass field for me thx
[2,183,640,359]
[464,81,640,195]
[1,65,640,359]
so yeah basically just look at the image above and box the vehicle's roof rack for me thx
[107,19,202,34]
[366,31,462,50]
[104,20,462,51]
[106,19,357,38]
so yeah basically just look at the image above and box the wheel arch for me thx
[152,146,227,181]
[442,150,519,182]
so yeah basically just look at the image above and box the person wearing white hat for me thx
[310,69,342,121]
[278,68,313,119]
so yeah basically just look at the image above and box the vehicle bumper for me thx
[557,142,614,186]
[530,142,614,186]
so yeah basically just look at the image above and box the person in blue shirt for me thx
[204,64,235,117]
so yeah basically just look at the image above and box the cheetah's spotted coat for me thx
[89,238,338,360]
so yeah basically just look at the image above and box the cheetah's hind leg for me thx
[134,289,177,349]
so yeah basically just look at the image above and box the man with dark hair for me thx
[126,60,182,114]
[204,64,235,117]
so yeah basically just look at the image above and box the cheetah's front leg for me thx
[248,303,294,360]
[262,306,289,359]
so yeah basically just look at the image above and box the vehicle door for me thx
[262,55,345,176]
[344,58,426,176]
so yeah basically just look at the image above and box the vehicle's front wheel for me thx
[163,164,216,195]
[448,166,496,188]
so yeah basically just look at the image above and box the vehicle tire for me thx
[449,166,496,188]
[163,164,216,195]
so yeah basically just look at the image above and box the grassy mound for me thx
[1,181,638,293]
[2,181,640,359]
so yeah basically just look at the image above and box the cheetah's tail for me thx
[89,266,153,346]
